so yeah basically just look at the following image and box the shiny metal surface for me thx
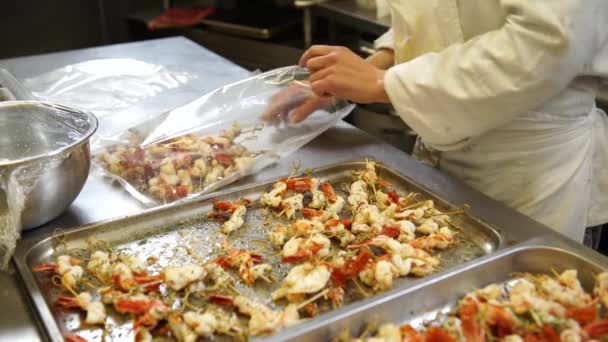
[14,160,504,341]
[274,239,608,341]
[0,101,97,229]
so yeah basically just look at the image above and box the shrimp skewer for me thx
[55,292,106,325]
[32,255,84,293]
[208,199,252,234]
[272,262,331,302]
[208,294,301,336]
[281,234,331,263]
[219,242,271,285]
[114,294,169,329]
[260,182,287,208]
[163,265,207,291]
[280,194,304,219]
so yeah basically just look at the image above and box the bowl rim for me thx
[0,100,98,167]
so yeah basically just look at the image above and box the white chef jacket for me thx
[374,0,608,241]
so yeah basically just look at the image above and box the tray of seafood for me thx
[276,243,608,341]
[15,160,503,342]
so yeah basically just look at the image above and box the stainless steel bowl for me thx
[0,101,98,229]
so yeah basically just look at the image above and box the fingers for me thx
[289,96,324,124]
[305,53,337,72]
[310,79,332,98]
[299,45,342,67]
[260,98,286,123]
[260,85,304,124]
[309,67,334,84]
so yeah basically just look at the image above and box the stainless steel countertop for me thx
[0,36,563,341]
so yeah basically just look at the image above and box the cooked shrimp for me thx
[208,200,249,233]
[114,294,169,329]
[375,190,391,209]
[349,235,415,258]
[219,244,266,286]
[354,204,385,226]
[417,219,439,235]
[539,271,592,308]
[204,164,225,186]
[272,262,331,301]
[120,254,147,275]
[411,232,453,251]
[327,195,346,215]
[169,314,198,342]
[184,308,241,337]
[225,156,255,175]
[112,262,134,291]
[86,251,113,283]
[223,205,246,234]
[292,219,325,235]
[250,264,273,283]
[205,262,233,288]
[381,203,399,219]
[163,265,207,291]
[268,225,291,247]
[190,158,208,178]
[209,295,284,336]
[393,208,425,221]
[373,260,399,291]
[33,255,85,292]
[301,207,331,222]
[280,194,304,219]
[182,311,218,337]
[348,180,368,210]
[385,219,416,242]
[308,178,326,209]
[594,272,608,308]
[362,160,378,186]
[55,292,106,325]
[281,234,331,263]
[261,182,287,208]
[467,283,503,302]
[324,219,356,246]
[509,278,565,317]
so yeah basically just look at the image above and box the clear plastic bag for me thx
[92,66,355,206]
[23,58,196,119]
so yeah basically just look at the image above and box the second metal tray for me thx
[274,240,608,341]
[15,160,504,341]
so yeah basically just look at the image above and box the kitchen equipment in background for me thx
[349,104,417,154]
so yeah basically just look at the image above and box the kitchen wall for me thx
[0,0,157,59]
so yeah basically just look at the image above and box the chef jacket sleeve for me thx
[384,0,602,150]
[374,29,395,51]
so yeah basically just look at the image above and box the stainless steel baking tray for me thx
[274,241,608,341]
[15,160,504,341]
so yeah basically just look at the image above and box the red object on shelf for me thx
[148,7,215,30]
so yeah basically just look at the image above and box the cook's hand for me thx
[300,45,390,104]
[260,81,335,125]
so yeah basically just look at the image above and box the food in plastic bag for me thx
[92,66,355,205]
[96,123,255,203]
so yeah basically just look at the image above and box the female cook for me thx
[263,0,608,243]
